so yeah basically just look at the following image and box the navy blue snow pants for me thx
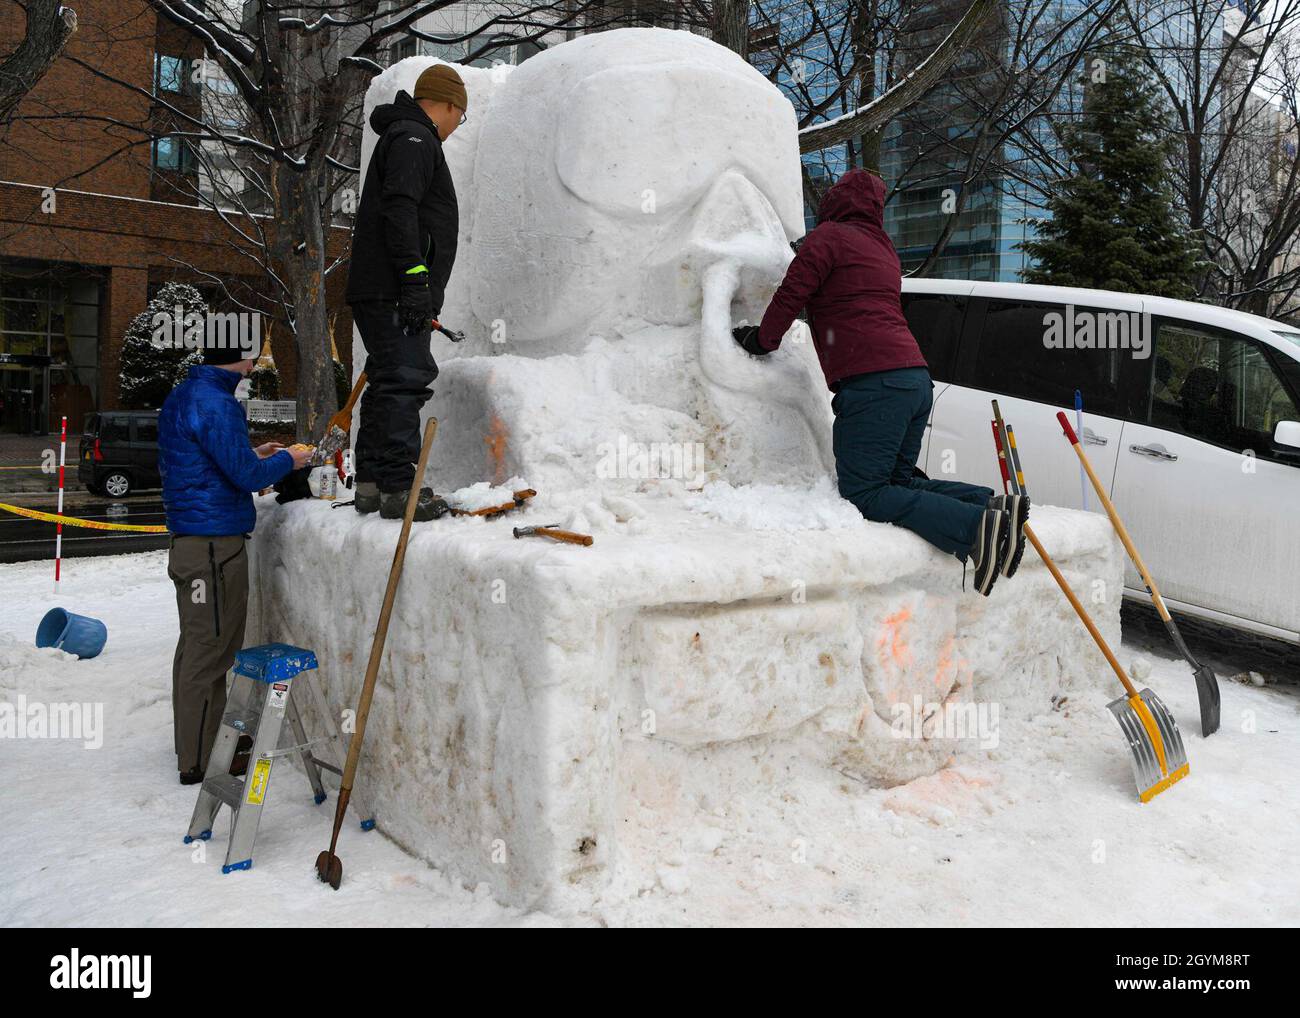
[832,367,992,559]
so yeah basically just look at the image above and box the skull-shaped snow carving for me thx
[417,29,834,492]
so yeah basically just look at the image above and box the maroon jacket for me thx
[758,169,927,390]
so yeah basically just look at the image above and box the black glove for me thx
[732,325,769,357]
[273,467,313,504]
[398,274,433,336]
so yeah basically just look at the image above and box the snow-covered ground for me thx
[2,549,1296,927]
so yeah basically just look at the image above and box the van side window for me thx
[1150,321,1300,458]
[135,418,159,443]
[900,294,965,383]
[970,300,1144,417]
[101,416,130,442]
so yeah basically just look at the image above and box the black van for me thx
[78,411,161,497]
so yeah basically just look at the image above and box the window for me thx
[900,293,965,383]
[515,39,546,63]
[970,300,1145,417]
[155,55,187,95]
[152,137,194,173]
[1149,321,1300,456]
[135,418,159,443]
[101,416,130,442]
[388,37,416,64]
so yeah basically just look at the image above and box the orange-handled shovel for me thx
[1056,412,1220,737]
[992,404,1189,802]
[313,372,367,465]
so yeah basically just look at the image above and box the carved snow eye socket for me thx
[553,63,796,218]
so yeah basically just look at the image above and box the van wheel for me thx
[102,471,132,498]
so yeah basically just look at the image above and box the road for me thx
[0,491,168,563]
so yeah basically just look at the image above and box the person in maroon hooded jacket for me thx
[733,169,1028,596]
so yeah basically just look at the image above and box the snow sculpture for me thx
[249,29,1123,910]
[368,29,836,492]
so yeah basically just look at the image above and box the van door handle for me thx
[1082,428,1107,446]
[1130,443,1178,462]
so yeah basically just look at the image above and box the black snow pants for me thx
[351,300,438,493]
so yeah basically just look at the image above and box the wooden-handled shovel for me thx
[316,414,437,890]
[1056,412,1220,737]
[313,372,367,465]
[992,403,1188,803]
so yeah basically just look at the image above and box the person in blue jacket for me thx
[159,341,311,784]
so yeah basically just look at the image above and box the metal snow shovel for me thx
[1056,412,1221,737]
[991,403,1189,802]
[316,415,438,890]
[1022,525,1190,802]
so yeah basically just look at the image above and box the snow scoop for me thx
[312,371,367,466]
[1056,411,1220,737]
[991,403,1189,802]
[316,415,438,890]
[512,523,594,546]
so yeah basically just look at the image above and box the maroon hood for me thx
[816,168,885,228]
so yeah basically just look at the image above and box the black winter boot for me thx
[354,481,380,515]
[379,486,448,522]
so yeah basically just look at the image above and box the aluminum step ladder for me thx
[184,643,374,873]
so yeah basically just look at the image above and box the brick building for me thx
[0,0,353,435]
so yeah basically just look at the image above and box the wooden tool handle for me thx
[1056,411,1172,623]
[1024,522,1137,699]
[343,372,367,415]
[327,372,367,433]
[536,527,593,546]
[339,415,438,793]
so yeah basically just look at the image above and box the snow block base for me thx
[247,499,1122,909]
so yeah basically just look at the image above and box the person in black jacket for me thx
[345,64,466,520]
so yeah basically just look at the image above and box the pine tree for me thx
[1021,51,1200,298]
[118,283,206,409]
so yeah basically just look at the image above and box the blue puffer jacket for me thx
[159,365,295,536]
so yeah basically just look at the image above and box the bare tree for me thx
[58,1,621,440]
[792,0,999,167]
[887,0,1121,277]
[0,0,78,124]
[1121,0,1300,316]
[711,0,752,55]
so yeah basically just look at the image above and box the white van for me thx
[901,279,1300,645]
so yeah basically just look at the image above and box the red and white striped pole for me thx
[55,415,67,589]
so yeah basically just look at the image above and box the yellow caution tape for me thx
[0,501,169,533]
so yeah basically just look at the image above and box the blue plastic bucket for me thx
[35,607,108,660]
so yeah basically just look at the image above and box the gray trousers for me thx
[168,534,249,773]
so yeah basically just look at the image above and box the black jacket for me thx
[345,91,459,309]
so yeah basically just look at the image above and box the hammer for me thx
[432,319,464,343]
[512,523,593,546]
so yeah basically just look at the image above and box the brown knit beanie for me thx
[413,64,467,112]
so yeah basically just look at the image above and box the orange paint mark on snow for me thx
[484,414,509,484]
[876,607,914,670]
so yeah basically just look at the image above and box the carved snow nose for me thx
[640,170,793,325]
[685,170,792,271]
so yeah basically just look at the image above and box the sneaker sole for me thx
[1001,496,1031,578]
[974,512,1005,597]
